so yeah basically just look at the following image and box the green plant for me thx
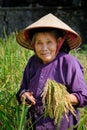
[0,33,33,129]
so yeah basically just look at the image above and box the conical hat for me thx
[16,13,82,50]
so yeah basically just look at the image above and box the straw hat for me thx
[16,13,82,50]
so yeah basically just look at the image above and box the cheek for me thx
[50,44,58,51]
[34,44,41,53]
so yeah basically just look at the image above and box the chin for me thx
[43,58,52,64]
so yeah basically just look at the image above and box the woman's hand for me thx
[20,92,36,106]
[70,94,79,106]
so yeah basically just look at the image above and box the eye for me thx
[47,40,52,45]
[36,41,42,45]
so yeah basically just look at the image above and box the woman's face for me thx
[34,32,61,64]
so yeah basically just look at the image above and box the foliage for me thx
[0,33,87,129]
[0,33,34,130]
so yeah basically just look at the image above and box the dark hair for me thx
[59,41,70,53]
[29,27,64,40]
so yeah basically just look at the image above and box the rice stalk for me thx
[42,79,77,126]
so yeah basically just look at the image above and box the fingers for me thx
[26,92,36,105]
[21,92,36,105]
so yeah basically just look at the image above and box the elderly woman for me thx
[16,13,87,130]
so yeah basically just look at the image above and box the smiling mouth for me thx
[41,53,50,56]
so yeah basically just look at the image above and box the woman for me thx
[16,13,87,130]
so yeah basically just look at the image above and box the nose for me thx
[42,43,48,50]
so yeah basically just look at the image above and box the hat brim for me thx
[16,13,82,50]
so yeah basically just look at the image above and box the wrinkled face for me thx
[34,32,61,64]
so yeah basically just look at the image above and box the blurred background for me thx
[0,0,87,44]
[0,0,86,7]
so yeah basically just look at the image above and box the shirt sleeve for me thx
[65,55,87,107]
[16,56,34,103]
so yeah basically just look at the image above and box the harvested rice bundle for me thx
[42,79,77,125]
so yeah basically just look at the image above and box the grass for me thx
[0,33,33,130]
[0,33,87,129]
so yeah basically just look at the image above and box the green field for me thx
[0,33,87,130]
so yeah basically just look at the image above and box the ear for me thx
[57,37,63,45]
[56,37,64,52]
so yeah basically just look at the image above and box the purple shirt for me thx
[17,52,87,130]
